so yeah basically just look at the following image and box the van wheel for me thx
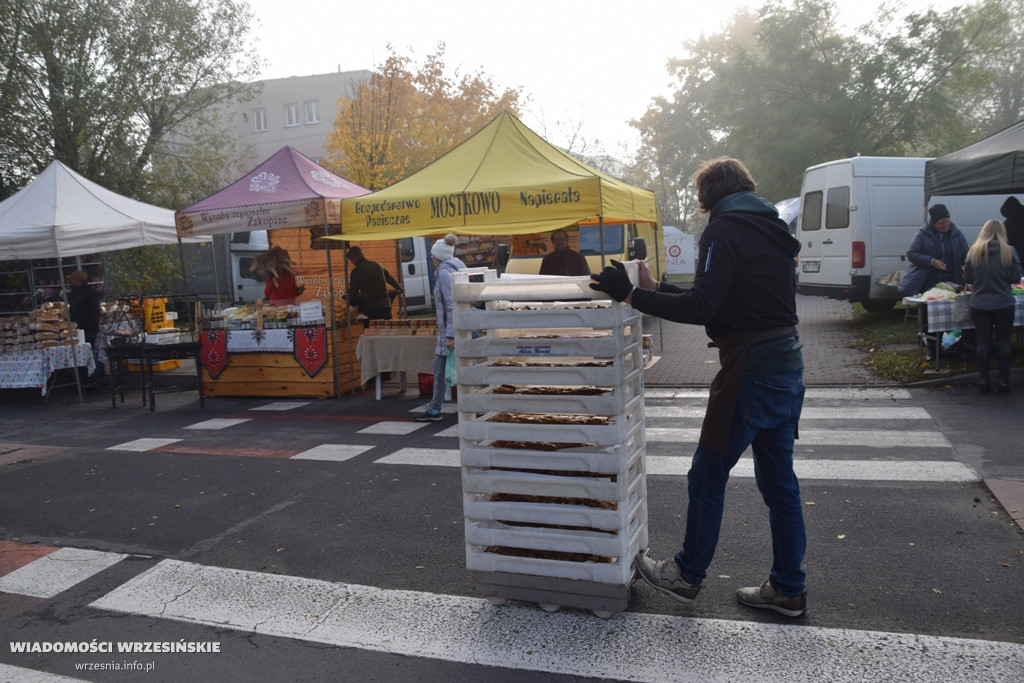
[860,299,897,313]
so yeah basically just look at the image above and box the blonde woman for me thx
[963,220,1023,394]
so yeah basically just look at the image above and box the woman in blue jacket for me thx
[898,204,969,296]
[964,219,1023,394]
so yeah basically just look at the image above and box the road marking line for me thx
[644,406,931,420]
[90,559,1024,683]
[0,548,127,599]
[184,418,252,430]
[644,387,912,400]
[0,664,85,682]
[291,444,375,462]
[376,449,976,482]
[646,428,950,448]
[357,420,429,435]
[106,438,182,452]
[249,401,311,411]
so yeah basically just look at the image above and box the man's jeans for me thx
[675,370,807,597]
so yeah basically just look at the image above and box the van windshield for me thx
[578,225,624,255]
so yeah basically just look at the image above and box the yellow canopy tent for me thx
[331,111,661,242]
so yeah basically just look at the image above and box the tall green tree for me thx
[633,0,1013,231]
[0,0,262,203]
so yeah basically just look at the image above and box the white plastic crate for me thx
[459,435,644,474]
[455,305,636,334]
[455,370,643,416]
[465,501,647,559]
[458,395,645,448]
[464,515,646,585]
[456,348,642,388]
[463,474,646,532]
[462,451,643,503]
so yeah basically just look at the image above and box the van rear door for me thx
[797,161,855,296]
[398,237,431,313]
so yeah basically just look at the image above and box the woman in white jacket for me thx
[416,233,466,421]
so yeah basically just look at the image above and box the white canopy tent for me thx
[0,160,209,259]
[0,160,211,401]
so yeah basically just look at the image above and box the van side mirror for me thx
[496,243,510,268]
[630,237,647,261]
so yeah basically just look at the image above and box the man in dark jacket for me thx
[67,269,102,388]
[346,246,402,323]
[590,157,807,617]
[1000,196,1024,261]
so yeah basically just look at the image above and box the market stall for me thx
[904,292,1024,369]
[175,147,371,398]
[0,160,209,403]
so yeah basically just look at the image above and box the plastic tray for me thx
[462,474,646,531]
[455,305,636,333]
[462,447,643,500]
[464,516,646,585]
[456,330,639,360]
[456,348,642,387]
[465,505,646,558]
[458,395,645,448]
[455,369,643,416]
[459,435,644,474]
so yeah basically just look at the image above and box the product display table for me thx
[0,343,95,396]
[903,295,1024,368]
[355,334,436,400]
[106,340,203,411]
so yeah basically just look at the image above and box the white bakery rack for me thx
[451,268,647,617]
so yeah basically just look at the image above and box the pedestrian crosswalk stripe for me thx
[249,401,311,411]
[644,406,931,420]
[89,559,1024,683]
[375,449,976,482]
[183,418,252,430]
[107,438,182,452]
[0,663,83,682]
[645,457,978,481]
[646,428,950,448]
[357,420,429,435]
[0,548,127,599]
[291,444,375,462]
[644,387,912,401]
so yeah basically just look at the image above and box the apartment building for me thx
[235,70,372,164]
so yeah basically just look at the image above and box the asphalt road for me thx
[0,375,1022,682]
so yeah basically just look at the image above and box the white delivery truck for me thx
[795,156,1006,312]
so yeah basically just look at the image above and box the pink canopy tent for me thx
[175,147,370,396]
[175,146,368,238]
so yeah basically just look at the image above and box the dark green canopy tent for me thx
[925,119,1024,199]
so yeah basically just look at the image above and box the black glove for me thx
[589,261,634,302]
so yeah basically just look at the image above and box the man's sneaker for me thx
[736,580,806,617]
[415,410,442,422]
[633,553,701,604]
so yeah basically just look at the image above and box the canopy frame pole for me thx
[321,216,343,398]
[598,217,606,270]
[58,266,85,404]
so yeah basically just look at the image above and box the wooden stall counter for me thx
[199,323,361,398]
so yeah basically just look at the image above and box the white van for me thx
[795,157,1006,311]
[229,229,271,302]
[396,236,434,314]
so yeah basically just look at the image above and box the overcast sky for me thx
[245,0,962,155]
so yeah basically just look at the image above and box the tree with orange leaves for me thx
[324,43,522,191]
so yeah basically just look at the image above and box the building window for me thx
[285,103,299,127]
[252,108,267,133]
[305,100,320,124]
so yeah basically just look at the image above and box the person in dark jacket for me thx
[1000,196,1024,263]
[346,246,402,323]
[897,204,969,297]
[963,219,1023,394]
[539,229,590,276]
[590,157,807,617]
[66,269,102,388]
